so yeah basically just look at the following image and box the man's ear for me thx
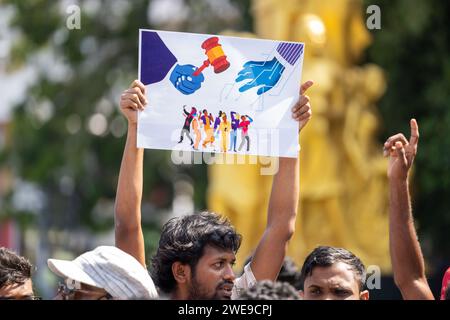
[172,262,191,284]
[360,290,369,300]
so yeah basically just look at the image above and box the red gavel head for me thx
[201,37,230,74]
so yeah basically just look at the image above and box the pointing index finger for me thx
[409,118,419,147]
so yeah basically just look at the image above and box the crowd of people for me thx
[0,79,448,300]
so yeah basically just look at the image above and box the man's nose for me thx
[223,264,236,282]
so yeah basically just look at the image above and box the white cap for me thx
[48,246,158,300]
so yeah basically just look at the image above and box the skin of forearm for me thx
[115,123,143,225]
[114,123,145,265]
[250,156,300,281]
[389,178,427,290]
[267,156,299,237]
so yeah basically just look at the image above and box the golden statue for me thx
[210,0,391,272]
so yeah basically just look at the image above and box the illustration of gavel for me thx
[193,37,230,76]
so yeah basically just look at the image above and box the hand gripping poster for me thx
[137,29,304,158]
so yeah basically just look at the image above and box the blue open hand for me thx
[235,57,285,95]
[170,64,205,95]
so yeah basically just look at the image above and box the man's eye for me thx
[214,262,223,268]
[310,289,321,295]
[334,289,350,296]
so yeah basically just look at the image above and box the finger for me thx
[300,80,314,95]
[384,145,397,158]
[242,61,259,68]
[121,98,139,111]
[131,79,146,94]
[127,93,145,110]
[395,141,407,163]
[189,73,205,84]
[127,87,147,105]
[292,99,310,112]
[177,84,194,95]
[292,107,309,117]
[301,95,310,106]
[384,134,408,150]
[180,78,199,91]
[236,72,254,82]
[257,85,274,95]
[409,118,419,147]
[169,71,181,85]
[125,88,146,103]
[124,93,144,109]
[293,105,309,118]
[237,66,252,75]
[183,80,201,91]
[238,81,257,93]
[295,113,311,122]
[296,95,310,109]
[295,108,312,120]
[294,104,311,116]
[121,93,137,105]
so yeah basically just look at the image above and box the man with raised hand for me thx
[383,119,434,300]
[114,79,313,299]
[114,80,148,268]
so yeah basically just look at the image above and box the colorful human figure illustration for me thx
[238,115,253,152]
[229,111,240,152]
[201,110,215,148]
[140,31,204,95]
[178,105,197,145]
[219,114,231,153]
[191,112,201,150]
[235,42,303,95]
[212,111,223,151]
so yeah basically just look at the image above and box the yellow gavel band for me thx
[206,45,225,62]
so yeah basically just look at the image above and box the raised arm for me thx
[114,80,148,267]
[250,81,313,280]
[384,119,434,300]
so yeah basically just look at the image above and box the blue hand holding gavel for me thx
[169,37,230,95]
[169,64,205,95]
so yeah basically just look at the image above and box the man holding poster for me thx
[114,73,313,299]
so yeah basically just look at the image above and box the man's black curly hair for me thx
[151,212,242,294]
[239,280,300,300]
[299,246,366,291]
[0,247,32,288]
[243,255,302,290]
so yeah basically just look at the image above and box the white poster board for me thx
[138,29,304,158]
